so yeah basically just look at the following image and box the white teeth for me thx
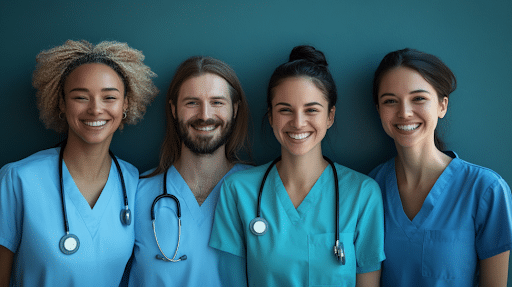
[288,132,311,140]
[84,120,107,127]
[397,124,420,131]
[195,125,215,131]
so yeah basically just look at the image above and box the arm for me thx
[0,245,14,286]
[479,250,509,287]
[356,269,381,287]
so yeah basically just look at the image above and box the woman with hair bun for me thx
[0,40,158,286]
[370,48,512,286]
[210,45,385,286]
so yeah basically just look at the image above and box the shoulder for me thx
[113,156,139,178]
[223,162,272,186]
[1,148,59,176]
[450,155,509,193]
[334,162,380,190]
[368,158,394,182]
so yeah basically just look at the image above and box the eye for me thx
[186,101,198,106]
[278,108,292,113]
[382,99,396,104]
[212,100,225,106]
[413,96,426,101]
[306,108,319,113]
[105,95,118,100]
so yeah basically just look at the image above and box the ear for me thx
[327,106,336,129]
[123,97,129,112]
[267,108,273,126]
[233,101,239,119]
[169,99,177,119]
[438,96,449,119]
[59,96,66,112]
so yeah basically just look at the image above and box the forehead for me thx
[64,63,124,91]
[178,73,231,101]
[379,67,435,94]
[272,77,328,105]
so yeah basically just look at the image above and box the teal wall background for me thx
[1,0,511,282]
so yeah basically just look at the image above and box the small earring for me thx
[123,111,127,119]
[59,112,65,120]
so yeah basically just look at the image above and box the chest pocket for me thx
[422,229,476,280]
[308,232,355,287]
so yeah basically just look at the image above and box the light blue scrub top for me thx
[0,147,138,286]
[369,151,512,286]
[128,164,250,287]
[210,161,385,287]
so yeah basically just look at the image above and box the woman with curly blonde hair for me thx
[0,39,158,286]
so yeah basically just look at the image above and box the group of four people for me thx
[0,39,511,286]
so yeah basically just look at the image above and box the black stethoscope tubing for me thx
[58,141,131,255]
[150,167,187,262]
[253,155,345,264]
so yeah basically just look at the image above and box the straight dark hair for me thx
[372,48,457,151]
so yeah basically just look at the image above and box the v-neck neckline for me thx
[167,164,240,225]
[270,164,331,224]
[62,160,116,239]
[388,156,459,235]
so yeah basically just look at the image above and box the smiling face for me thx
[377,67,448,149]
[269,77,335,157]
[60,63,127,146]
[172,73,237,155]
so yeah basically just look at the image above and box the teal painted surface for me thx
[1,0,511,283]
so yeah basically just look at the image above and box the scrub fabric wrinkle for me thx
[0,147,137,286]
[128,164,250,287]
[210,161,385,287]
[369,151,512,287]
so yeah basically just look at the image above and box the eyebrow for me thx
[379,89,431,98]
[181,95,229,101]
[274,102,324,107]
[69,87,121,93]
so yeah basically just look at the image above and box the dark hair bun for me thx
[288,45,328,66]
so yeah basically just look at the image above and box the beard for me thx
[177,117,234,155]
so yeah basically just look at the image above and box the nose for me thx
[291,112,306,129]
[398,101,413,118]
[198,102,213,120]
[88,98,103,115]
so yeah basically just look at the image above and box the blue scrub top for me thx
[127,164,250,287]
[0,147,138,286]
[210,161,385,287]
[369,151,512,286]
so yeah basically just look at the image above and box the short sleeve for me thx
[209,179,246,258]
[0,163,22,252]
[354,179,385,273]
[475,178,512,259]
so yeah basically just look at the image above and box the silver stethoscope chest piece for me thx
[249,217,268,235]
[59,233,80,255]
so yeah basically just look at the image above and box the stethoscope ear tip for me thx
[250,217,268,236]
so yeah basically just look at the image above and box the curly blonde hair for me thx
[33,40,159,133]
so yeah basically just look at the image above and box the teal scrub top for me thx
[0,148,137,286]
[210,161,385,287]
[128,164,250,287]
[369,151,512,286]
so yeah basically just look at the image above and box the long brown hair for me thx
[144,56,251,178]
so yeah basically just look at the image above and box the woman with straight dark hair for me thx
[370,48,512,286]
[210,45,385,286]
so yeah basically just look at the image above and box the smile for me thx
[194,125,216,131]
[287,132,311,140]
[84,120,107,127]
[396,124,420,131]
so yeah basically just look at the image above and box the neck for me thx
[174,144,234,205]
[62,135,112,178]
[276,146,328,208]
[394,140,451,186]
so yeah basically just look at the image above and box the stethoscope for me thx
[58,141,131,255]
[151,167,187,262]
[249,156,345,265]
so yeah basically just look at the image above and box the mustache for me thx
[188,118,222,126]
